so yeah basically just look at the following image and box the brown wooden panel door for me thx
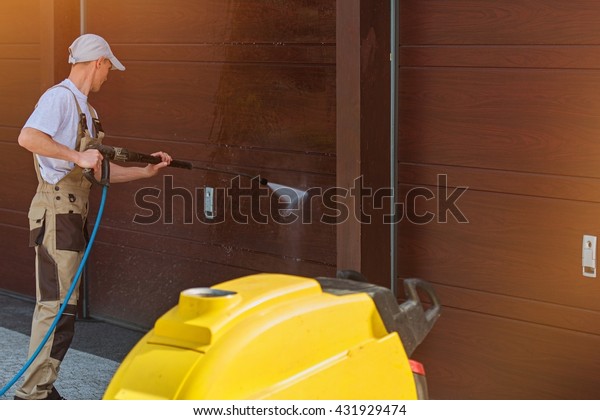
[0,0,41,44]
[88,0,335,44]
[83,0,337,326]
[401,0,600,45]
[399,186,600,314]
[0,62,40,128]
[400,0,600,399]
[95,62,335,154]
[400,67,600,178]
[0,1,44,297]
[414,308,600,399]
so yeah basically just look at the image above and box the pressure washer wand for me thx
[190,163,268,185]
[84,144,268,186]
[82,144,193,186]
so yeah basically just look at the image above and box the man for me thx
[14,34,172,400]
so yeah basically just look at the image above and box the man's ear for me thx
[95,58,105,69]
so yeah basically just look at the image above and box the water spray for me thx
[265,182,309,212]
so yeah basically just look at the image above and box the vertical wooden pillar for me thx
[39,0,80,92]
[336,0,391,287]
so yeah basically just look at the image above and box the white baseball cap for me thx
[68,34,125,71]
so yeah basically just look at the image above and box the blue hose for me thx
[0,184,108,397]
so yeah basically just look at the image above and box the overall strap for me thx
[31,84,101,187]
[88,103,105,142]
[48,85,90,149]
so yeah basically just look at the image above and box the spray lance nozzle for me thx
[82,143,268,187]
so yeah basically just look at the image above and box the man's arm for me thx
[18,127,103,170]
[108,152,171,183]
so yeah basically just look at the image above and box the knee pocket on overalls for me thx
[37,245,60,301]
[55,213,86,252]
[54,191,87,252]
[28,202,87,252]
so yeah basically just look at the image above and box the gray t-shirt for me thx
[24,79,96,184]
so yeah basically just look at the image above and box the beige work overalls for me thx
[15,86,104,400]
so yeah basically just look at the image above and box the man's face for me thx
[91,58,112,92]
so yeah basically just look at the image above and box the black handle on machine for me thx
[317,271,441,357]
[394,278,442,356]
[82,144,193,187]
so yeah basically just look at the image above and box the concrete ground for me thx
[0,293,145,400]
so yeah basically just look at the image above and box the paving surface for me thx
[0,293,145,400]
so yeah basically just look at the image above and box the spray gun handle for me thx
[82,144,112,187]
[83,158,110,187]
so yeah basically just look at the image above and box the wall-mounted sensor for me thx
[582,235,597,278]
[204,187,215,220]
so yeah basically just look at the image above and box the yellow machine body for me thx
[103,274,421,400]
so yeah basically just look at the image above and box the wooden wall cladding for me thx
[0,1,40,45]
[84,0,337,326]
[414,308,600,399]
[0,1,42,296]
[400,0,600,45]
[400,1,600,398]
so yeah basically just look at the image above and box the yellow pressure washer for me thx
[103,271,440,400]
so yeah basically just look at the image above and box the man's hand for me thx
[76,148,104,173]
[144,151,172,177]
[106,151,173,183]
